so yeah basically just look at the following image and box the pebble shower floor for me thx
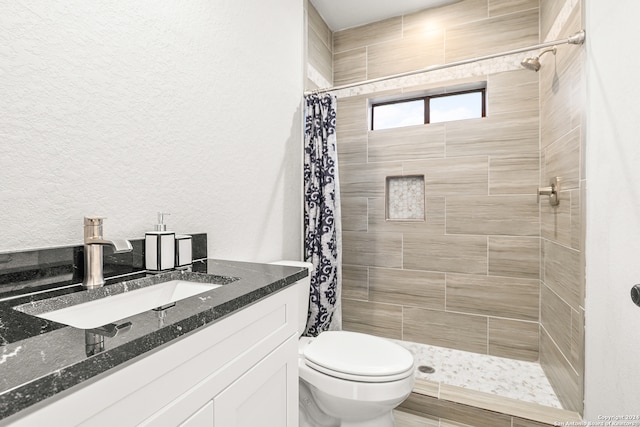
[393,339,562,408]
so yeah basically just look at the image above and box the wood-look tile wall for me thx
[333,0,539,86]
[335,0,542,362]
[308,0,586,415]
[305,1,332,90]
[538,0,586,415]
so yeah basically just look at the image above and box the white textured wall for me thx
[0,1,304,262]
[585,0,640,417]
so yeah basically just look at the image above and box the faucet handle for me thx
[84,216,106,226]
[84,216,106,241]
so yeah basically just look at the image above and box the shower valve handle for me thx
[537,177,561,206]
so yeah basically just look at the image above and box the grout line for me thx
[442,26,447,67]
[444,272,447,312]
[539,323,581,377]
[487,314,491,353]
[401,304,404,340]
[366,197,369,233]
[541,236,580,253]
[400,232,404,270]
[443,196,447,234]
[365,266,370,300]
[443,122,448,159]
[540,281,579,316]
[365,45,368,81]
[486,235,490,276]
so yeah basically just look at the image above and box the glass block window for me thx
[386,176,425,221]
[371,88,485,130]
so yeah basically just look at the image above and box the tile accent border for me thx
[399,379,583,427]
[333,53,532,99]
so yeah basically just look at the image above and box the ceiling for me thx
[309,0,461,31]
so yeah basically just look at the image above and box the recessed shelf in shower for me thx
[385,175,425,221]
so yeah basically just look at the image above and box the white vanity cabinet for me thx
[8,285,299,427]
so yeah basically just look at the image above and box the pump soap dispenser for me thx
[145,212,175,271]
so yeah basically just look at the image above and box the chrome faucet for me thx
[83,217,133,290]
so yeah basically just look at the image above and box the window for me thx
[371,99,425,131]
[371,88,486,131]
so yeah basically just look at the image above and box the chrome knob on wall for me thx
[631,285,640,307]
[537,177,561,206]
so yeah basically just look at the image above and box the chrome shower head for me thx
[521,56,541,71]
[521,46,557,72]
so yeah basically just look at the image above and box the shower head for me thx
[521,46,557,72]
[521,57,542,71]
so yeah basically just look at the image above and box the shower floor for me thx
[392,339,562,409]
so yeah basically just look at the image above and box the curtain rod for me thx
[304,30,585,96]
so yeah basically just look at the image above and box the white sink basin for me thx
[36,280,222,329]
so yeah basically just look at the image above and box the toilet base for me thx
[339,411,394,427]
[299,380,340,427]
[300,408,394,427]
[300,379,401,427]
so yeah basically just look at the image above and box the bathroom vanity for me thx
[0,259,305,426]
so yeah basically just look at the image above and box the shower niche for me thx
[385,175,425,221]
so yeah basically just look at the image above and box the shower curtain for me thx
[303,93,342,336]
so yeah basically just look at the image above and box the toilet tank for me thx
[269,261,312,337]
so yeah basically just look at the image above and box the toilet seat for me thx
[303,331,414,383]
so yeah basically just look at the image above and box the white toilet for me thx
[271,261,415,427]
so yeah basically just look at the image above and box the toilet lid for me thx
[303,331,414,381]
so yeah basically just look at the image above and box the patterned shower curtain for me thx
[303,93,342,336]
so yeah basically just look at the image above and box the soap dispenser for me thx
[145,212,175,271]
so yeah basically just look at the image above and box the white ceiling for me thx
[309,0,461,31]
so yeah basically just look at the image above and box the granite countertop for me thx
[0,259,307,422]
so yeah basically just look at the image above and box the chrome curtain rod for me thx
[304,30,585,96]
